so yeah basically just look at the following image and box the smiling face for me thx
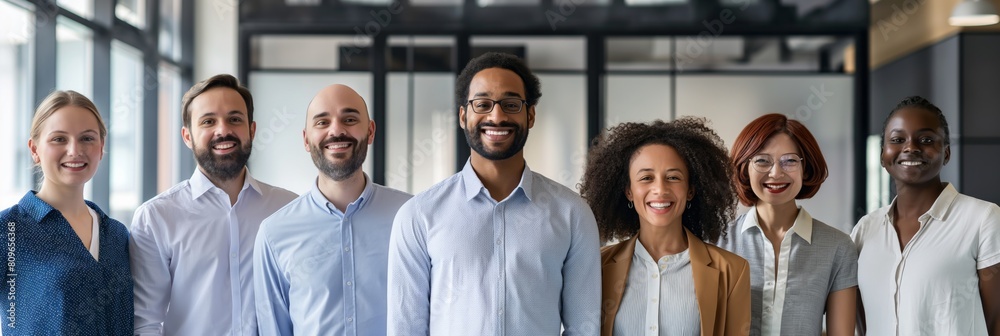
[29,105,105,189]
[881,107,950,187]
[625,144,694,230]
[459,67,535,162]
[304,85,374,181]
[748,133,804,208]
[182,87,256,181]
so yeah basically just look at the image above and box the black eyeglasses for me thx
[466,98,527,114]
[750,154,804,173]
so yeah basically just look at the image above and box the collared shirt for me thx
[613,239,699,336]
[254,174,412,336]
[0,191,133,335]
[717,206,857,336]
[387,161,602,336]
[130,169,297,336]
[852,183,1000,336]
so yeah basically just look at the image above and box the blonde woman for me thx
[0,91,132,335]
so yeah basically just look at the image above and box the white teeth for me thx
[485,130,510,136]
[214,143,235,150]
[649,202,672,209]
[900,161,923,166]
[63,162,85,168]
[326,143,349,149]
[765,184,789,190]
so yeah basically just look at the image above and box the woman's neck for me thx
[637,223,688,261]
[754,201,798,235]
[36,181,89,217]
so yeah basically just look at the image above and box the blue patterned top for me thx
[0,191,133,335]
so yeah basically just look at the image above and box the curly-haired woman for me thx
[581,117,750,336]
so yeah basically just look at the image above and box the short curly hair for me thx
[580,117,736,244]
[455,52,542,110]
[730,113,828,206]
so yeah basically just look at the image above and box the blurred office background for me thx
[2,0,999,232]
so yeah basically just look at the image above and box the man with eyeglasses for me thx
[386,52,601,336]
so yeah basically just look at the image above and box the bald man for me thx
[252,85,412,336]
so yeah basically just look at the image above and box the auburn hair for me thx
[730,113,828,206]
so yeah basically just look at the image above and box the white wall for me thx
[194,0,238,80]
[676,75,855,233]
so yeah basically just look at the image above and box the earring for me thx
[627,201,634,209]
[686,202,692,209]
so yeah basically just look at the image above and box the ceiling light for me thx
[950,0,1000,26]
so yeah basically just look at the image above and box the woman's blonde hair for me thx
[30,90,108,141]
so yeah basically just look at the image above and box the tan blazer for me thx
[600,228,751,336]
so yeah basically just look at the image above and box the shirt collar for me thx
[460,159,534,202]
[189,167,261,201]
[18,191,110,223]
[883,182,959,223]
[308,173,375,214]
[740,205,814,244]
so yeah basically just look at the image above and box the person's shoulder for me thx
[705,242,750,270]
[0,203,23,223]
[852,204,890,238]
[530,172,580,198]
[600,239,631,263]
[372,184,414,204]
[952,192,1000,215]
[810,218,855,246]
[409,173,463,203]
[718,217,745,244]
[259,192,313,228]
[137,180,193,212]
[256,181,298,202]
[102,214,131,239]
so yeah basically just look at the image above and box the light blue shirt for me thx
[130,169,297,336]
[254,175,412,336]
[387,161,602,336]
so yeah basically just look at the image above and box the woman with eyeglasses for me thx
[717,113,858,336]
[0,91,132,335]
[581,117,750,336]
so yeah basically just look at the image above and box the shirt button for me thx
[650,325,657,330]
[651,298,657,303]
[498,309,504,316]
[765,281,774,286]
[344,247,350,252]
[347,317,353,322]
[346,281,352,286]
[496,239,502,245]
[230,253,237,258]
[651,273,658,278]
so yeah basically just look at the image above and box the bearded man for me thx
[130,74,297,336]
[252,84,412,336]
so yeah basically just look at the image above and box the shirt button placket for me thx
[494,204,506,336]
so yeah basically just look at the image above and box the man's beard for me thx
[193,135,252,181]
[310,133,369,181]
[464,120,528,161]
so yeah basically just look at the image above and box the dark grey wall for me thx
[870,35,961,191]
[961,34,1000,203]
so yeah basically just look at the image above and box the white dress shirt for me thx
[852,183,1000,336]
[613,239,699,336]
[130,169,297,336]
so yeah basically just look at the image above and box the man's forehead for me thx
[308,92,368,118]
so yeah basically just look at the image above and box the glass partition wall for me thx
[239,0,870,222]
